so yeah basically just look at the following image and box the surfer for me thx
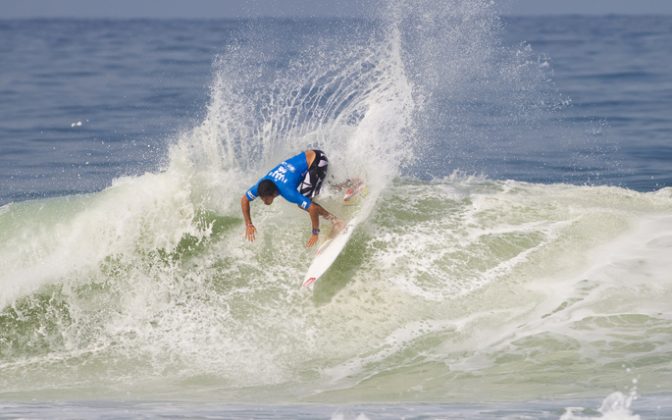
[241,149,343,248]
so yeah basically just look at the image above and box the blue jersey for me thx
[245,152,312,209]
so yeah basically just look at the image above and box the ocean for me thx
[1,1,671,418]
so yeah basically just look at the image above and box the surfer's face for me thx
[261,195,275,205]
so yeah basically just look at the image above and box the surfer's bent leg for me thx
[299,150,328,198]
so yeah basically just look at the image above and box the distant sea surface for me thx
[1,15,671,204]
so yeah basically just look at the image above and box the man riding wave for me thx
[240,149,343,247]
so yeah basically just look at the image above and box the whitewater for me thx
[1,1,671,418]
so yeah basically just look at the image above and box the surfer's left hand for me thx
[306,234,319,248]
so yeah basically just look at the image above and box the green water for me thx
[1,177,671,405]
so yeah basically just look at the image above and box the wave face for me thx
[2,178,671,401]
[1,1,671,403]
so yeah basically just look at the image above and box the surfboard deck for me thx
[302,180,367,287]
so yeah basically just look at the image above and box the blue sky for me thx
[2,0,672,18]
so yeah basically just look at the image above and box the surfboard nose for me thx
[302,277,317,287]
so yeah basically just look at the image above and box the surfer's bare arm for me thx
[306,203,322,248]
[241,195,256,241]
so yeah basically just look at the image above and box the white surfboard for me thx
[302,181,368,287]
[302,216,360,287]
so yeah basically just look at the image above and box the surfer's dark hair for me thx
[258,180,278,197]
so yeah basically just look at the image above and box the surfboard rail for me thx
[301,180,368,287]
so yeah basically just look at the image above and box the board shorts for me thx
[299,149,328,198]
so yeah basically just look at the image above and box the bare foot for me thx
[332,219,346,234]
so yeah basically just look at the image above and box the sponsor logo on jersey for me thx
[269,166,288,183]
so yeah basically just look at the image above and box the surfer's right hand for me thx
[306,233,319,248]
[245,224,256,242]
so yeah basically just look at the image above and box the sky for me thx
[2,0,672,18]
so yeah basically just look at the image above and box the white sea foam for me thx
[561,390,640,420]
